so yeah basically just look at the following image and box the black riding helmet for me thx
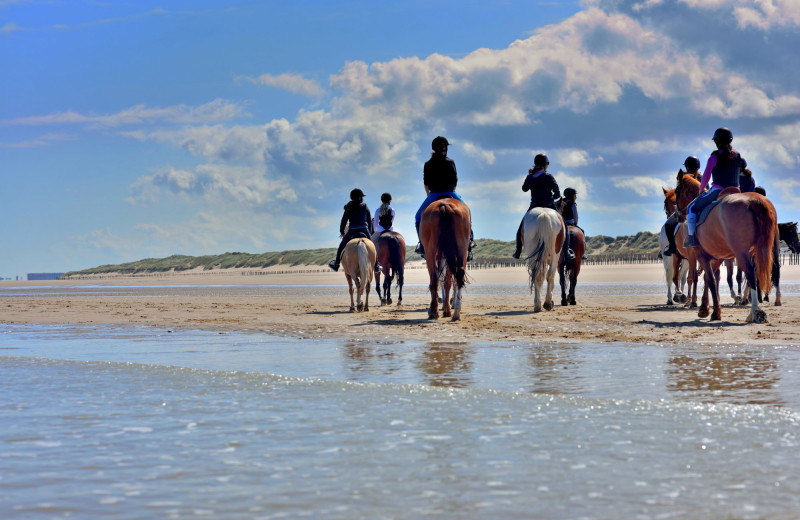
[431,136,449,152]
[381,192,391,203]
[683,156,701,171]
[564,187,577,199]
[350,188,365,201]
[533,153,549,167]
[713,127,733,142]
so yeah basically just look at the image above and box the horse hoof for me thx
[357,304,364,312]
[561,299,568,306]
[680,295,687,303]
[543,301,554,311]
[387,298,392,305]
[349,307,355,313]
[363,305,369,312]
[689,302,698,309]
[756,310,768,323]
[451,312,461,321]
[698,308,709,318]
[569,299,576,306]
[711,311,721,321]
[428,310,439,320]
[667,300,674,306]
[443,310,451,318]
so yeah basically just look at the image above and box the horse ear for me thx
[662,187,668,195]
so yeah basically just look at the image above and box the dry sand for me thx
[3,262,800,346]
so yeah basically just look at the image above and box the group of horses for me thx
[660,170,800,323]
[338,196,586,321]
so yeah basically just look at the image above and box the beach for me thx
[4,262,800,519]
[3,262,800,346]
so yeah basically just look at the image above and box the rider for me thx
[684,127,748,249]
[663,155,701,256]
[372,192,395,240]
[414,136,475,260]
[328,188,374,272]
[560,187,579,260]
[754,185,766,196]
[511,154,568,259]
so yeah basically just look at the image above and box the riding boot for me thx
[468,229,475,262]
[664,221,677,256]
[414,221,425,259]
[329,235,347,271]
[512,219,523,259]
[564,229,575,261]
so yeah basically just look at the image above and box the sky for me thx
[3,0,800,278]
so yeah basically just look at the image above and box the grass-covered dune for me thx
[64,232,661,276]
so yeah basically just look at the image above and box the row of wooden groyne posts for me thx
[63,251,800,280]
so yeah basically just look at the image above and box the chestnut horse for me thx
[522,207,565,312]
[557,199,585,306]
[661,186,688,305]
[672,174,705,308]
[341,238,376,313]
[693,190,777,322]
[419,198,471,320]
[373,231,406,306]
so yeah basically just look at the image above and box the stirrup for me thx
[662,246,672,257]
[566,249,575,261]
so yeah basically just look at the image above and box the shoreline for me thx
[3,263,800,348]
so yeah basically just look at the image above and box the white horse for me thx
[341,238,376,312]
[523,207,565,312]
[659,223,689,305]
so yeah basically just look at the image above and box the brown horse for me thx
[694,190,777,322]
[557,200,585,306]
[341,238,376,313]
[672,174,704,308]
[419,198,471,320]
[374,231,406,306]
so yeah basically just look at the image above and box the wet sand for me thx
[3,263,800,346]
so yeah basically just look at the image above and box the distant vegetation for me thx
[63,232,661,277]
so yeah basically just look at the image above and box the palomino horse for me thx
[557,200,585,306]
[693,189,777,322]
[522,207,565,312]
[419,198,471,320]
[374,231,406,306]
[341,238,376,313]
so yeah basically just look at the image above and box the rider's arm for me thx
[339,209,349,236]
[699,154,716,192]
[572,204,579,226]
[522,173,533,192]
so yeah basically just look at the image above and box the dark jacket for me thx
[562,200,578,225]
[340,202,373,235]
[423,154,458,193]
[739,172,755,193]
[523,171,561,209]
[711,150,747,189]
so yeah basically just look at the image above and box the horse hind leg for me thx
[442,271,453,318]
[346,275,356,312]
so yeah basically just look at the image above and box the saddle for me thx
[697,187,740,227]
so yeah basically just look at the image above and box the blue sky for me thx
[3,0,800,277]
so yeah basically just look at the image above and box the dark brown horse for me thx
[374,231,406,306]
[736,221,800,306]
[419,198,471,320]
[693,189,777,322]
[557,200,585,306]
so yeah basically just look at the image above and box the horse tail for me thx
[751,199,776,292]
[387,234,403,280]
[527,239,547,293]
[526,211,559,292]
[357,239,371,287]
[437,202,466,289]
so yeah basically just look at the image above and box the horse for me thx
[672,174,705,308]
[661,186,689,305]
[373,231,406,306]
[557,199,585,306]
[341,237,376,313]
[419,198,471,320]
[521,207,565,312]
[693,189,777,322]
[736,221,799,306]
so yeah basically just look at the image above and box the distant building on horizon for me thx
[27,273,65,281]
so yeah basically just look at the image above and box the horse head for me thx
[662,186,676,216]
[780,221,800,254]
[674,173,700,216]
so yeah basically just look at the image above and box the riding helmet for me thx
[381,192,392,203]
[350,188,365,201]
[533,154,549,167]
[713,127,733,141]
[431,136,450,152]
[564,187,577,199]
[683,156,701,171]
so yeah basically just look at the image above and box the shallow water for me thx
[3,319,800,519]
